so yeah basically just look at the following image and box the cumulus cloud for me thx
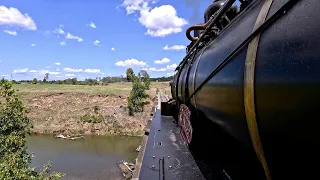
[29,70,37,73]
[0,5,37,30]
[66,33,83,42]
[144,63,177,72]
[55,62,61,65]
[63,67,83,73]
[84,69,101,73]
[3,30,17,36]
[163,45,186,51]
[31,43,36,46]
[154,57,170,64]
[45,66,50,69]
[115,58,147,67]
[139,5,188,37]
[93,40,100,46]
[60,41,66,46]
[166,63,177,70]
[121,1,188,37]
[121,0,151,14]
[111,47,115,51]
[13,68,28,74]
[65,74,75,77]
[88,22,96,28]
[49,72,60,75]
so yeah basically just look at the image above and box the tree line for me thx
[11,74,172,86]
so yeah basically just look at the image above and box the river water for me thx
[27,135,142,180]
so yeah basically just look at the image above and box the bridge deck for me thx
[137,95,205,180]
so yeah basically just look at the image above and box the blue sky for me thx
[0,0,239,80]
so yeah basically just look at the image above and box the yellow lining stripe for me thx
[244,0,274,180]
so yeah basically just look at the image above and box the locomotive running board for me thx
[138,108,205,180]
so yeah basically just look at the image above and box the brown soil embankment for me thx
[16,84,158,136]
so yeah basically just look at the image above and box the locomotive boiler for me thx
[168,0,320,179]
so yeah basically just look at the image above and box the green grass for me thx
[13,82,171,99]
[13,83,132,95]
[13,83,135,101]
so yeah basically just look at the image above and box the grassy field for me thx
[12,82,171,136]
[14,81,170,97]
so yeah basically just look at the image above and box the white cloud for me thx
[1,74,9,77]
[31,43,36,46]
[88,22,96,28]
[147,67,167,72]
[139,5,188,37]
[56,75,63,78]
[45,66,50,69]
[56,68,60,71]
[49,72,60,75]
[38,70,49,74]
[0,5,37,30]
[60,41,66,46]
[166,63,177,70]
[167,72,174,76]
[115,58,147,67]
[84,69,101,73]
[3,30,17,36]
[66,33,83,42]
[144,63,177,72]
[13,68,28,73]
[111,47,115,51]
[121,0,151,15]
[121,1,187,37]
[65,74,75,77]
[55,62,61,66]
[163,45,186,51]
[29,70,37,73]
[63,67,83,73]
[93,40,100,46]
[54,25,65,35]
[154,57,170,64]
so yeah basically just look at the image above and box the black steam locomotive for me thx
[166,0,320,179]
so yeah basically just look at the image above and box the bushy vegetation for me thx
[0,79,64,179]
[126,68,134,82]
[127,70,150,116]
[32,78,38,84]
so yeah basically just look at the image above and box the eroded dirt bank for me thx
[23,88,157,136]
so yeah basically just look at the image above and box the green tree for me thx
[126,68,134,82]
[0,79,63,180]
[138,70,150,90]
[32,78,38,84]
[71,78,77,85]
[128,76,149,116]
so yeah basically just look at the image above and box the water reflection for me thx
[27,135,142,180]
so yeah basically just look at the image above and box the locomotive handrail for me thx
[186,0,298,102]
[176,0,236,71]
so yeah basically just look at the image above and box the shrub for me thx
[81,114,103,123]
[128,76,149,116]
[32,78,38,84]
[0,78,64,180]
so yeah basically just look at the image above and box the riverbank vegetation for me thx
[0,79,64,179]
